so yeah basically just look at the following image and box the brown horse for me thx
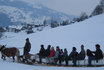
[0,45,20,62]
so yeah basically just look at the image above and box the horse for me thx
[0,45,20,62]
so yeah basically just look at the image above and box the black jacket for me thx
[24,42,31,55]
[87,49,93,57]
[39,47,46,56]
[45,48,51,57]
[78,50,85,60]
[93,48,103,59]
[69,50,78,59]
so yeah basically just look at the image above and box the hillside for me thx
[0,0,74,27]
[0,13,104,70]
[0,12,104,70]
[0,13,104,53]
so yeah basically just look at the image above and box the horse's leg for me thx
[16,49,20,62]
[16,56,20,62]
[1,54,3,59]
[3,56,6,61]
[1,54,6,61]
[12,56,15,62]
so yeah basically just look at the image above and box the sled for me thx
[18,54,104,67]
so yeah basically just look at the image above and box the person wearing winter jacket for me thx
[59,49,64,64]
[53,46,60,65]
[93,44,103,61]
[87,49,94,66]
[23,38,31,55]
[87,44,103,66]
[47,47,55,64]
[54,46,60,58]
[38,44,46,63]
[45,45,51,57]
[87,49,93,57]
[78,45,86,60]
[59,48,68,66]
[47,46,60,65]
[68,47,78,66]
[49,47,55,57]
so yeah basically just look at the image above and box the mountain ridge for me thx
[0,0,74,27]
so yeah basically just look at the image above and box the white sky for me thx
[21,0,100,16]
[37,0,100,16]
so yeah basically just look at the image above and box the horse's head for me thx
[0,45,6,51]
[0,45,2,48]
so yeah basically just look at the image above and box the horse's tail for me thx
[16,48,20,62]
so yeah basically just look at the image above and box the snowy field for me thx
[1,60,104,70]
[1,59,104,70]
[0,14,104,70]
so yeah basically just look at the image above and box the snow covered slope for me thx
[0,13,104,54]
[0,13,104,70]
[0,0,74,27]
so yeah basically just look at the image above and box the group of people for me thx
[37,44,104,66]
[38,44,85,66]
[23,38,104,66]
[38,45,68,65]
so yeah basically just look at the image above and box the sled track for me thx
[18,61,104,67]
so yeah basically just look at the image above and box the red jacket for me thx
[49,49,55,57]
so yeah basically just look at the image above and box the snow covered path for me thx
[1,59,104,70]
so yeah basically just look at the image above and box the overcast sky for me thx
[38,0,100,16]
[22,0,100,16]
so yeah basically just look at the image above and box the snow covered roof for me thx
[9,25,23,29]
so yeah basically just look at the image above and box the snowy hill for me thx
[0,13,104,70]
[0,13,104,53]
[0,0,74,27]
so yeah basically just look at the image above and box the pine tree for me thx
[77,12,88,22]
[50,19,59,28]
[100,0,104,12]
[0,27,4,39]
[91,5,103,16]
[90,0,104,16]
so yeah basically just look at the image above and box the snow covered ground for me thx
[0,14,104,70]
[1,59,104,70]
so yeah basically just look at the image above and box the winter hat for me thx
[26,38,29,41]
